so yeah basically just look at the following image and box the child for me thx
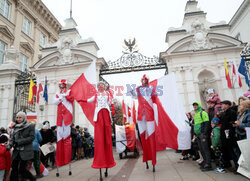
[210,118,225,173]
[0,134,11,181]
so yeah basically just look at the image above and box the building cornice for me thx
[229,0,250,27]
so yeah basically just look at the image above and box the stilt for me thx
[99,169,103,181]
[105,168,108,177]
[56,167,59,177]
[153,165,155,172]
[146,161,149,169]
[69,163,72,175]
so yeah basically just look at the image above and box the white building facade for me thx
[160,0,249,111]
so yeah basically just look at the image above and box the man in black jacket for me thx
[219,100,240,169]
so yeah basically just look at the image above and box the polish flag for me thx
[122,100,132,124]
[149,73,191,151]
[233,59,242,87]
[132,101,137,125]
[70,60,97,125]
[36,78,43,104]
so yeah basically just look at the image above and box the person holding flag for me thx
[130,74,157,172]
[79,81,116,181]
[53,79,74,177]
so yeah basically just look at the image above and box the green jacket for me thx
[193,101,210,135]
[211,126,221,148]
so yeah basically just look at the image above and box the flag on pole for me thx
[233,59,242,87]
[70,60,97,125]
[132,101,137,125]
[43,76,48,102]
[28,78,37,104]
[36,78,43,103]
[224,59,232,88]
[238,57,250,87]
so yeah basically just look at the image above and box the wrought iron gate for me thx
[13,71,36,120]
[241,43,250,78]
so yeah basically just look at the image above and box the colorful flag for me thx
[43,76,48,102]
[28,78,37,104]
[70,60,97,125]
[233,59,242,87]
[224,59,232,88]
[36,78,43,103]
[238,57,250,87]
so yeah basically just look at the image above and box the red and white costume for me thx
[87,90,116,169]
[53,80,74,167]
[131,76,157,165]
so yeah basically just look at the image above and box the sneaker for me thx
[180,156,189,160]
[214,168,226,173]
[201,165,213,172]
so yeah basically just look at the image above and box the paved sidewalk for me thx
[39,150,249,181]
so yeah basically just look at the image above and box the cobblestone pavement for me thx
[38,150,249,181]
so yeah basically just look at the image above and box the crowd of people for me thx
[0,113,94,181]
[179,89,250,174]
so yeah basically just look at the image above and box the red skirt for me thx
[91,108,116,169]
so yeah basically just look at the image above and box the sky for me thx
[42,0,244,102]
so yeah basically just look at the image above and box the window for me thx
[22,17,31,36]
[0,40,5,64]
[19,54,28,72]
[0,0,10,19]
[40,33,46,47]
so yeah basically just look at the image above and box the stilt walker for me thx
[53,79,74,177]
[130,74,157,172]
[81,81,116,181]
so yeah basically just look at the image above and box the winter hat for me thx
[43,121,50,129]
[243,91,250,98]
[207,89,215,94]
[16,111,26,119]
[0,134,8,144]
[211,118,220,125]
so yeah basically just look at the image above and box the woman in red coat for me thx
[83,81,116,181]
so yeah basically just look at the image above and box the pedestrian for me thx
[193,102,212,171]
[0,134,11,181]
[210,118,225,173]
[219,100,239,170]
[234,99,250,140]
[8,111,36,181]
[71,124,77,160]
[40,121,56,168]
[79,81,116,179]
[33,123,43,178]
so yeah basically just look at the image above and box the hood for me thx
[0,144,6,155]
[193,101,202,112]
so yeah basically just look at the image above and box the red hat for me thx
[59,79,67,84]
[141,74,149,81]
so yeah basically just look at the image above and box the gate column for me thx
[0,58,21,128]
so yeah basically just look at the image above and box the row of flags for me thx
[224,57,249,88]
[28,77,48,105]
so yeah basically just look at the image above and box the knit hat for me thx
[16,111,26,119]
[207,89,215,94]
[0,134,8,144]
[211,118,220,125]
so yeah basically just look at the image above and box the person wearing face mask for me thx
[8,111,36,181]
[80,81,116,180]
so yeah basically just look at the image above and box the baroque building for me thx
[160,0,249,111]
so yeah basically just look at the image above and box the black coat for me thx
[219,106,237,141]
[71,128,77,147]
[9,121,35,161]
[40,129,56,145]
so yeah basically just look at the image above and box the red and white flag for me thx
[233,59,242,87]
[70,60,97,125]
[36,78,43,104]
[149,73,191,151]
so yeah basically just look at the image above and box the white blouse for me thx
[87,91,112,122]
